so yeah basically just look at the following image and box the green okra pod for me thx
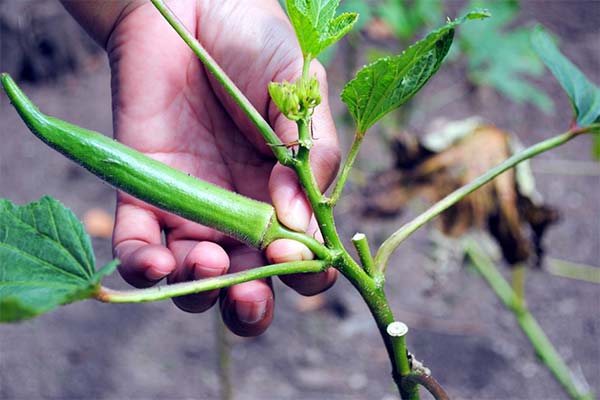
[1,73,296,250]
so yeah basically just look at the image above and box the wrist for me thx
[60,0,145,49]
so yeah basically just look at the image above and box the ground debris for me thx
[363,120,559,267]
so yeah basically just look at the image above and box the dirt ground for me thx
[0,1,598,400]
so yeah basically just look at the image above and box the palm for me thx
[106,0,339,335]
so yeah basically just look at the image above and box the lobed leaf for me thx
[285,0,358,58]
[0,196,117,322]
[341,10,490,133]
[531,25,600,127]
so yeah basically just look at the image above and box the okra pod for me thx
[1,73,290,249]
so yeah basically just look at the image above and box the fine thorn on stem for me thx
[149,0,293,166]
[374,126,598,273]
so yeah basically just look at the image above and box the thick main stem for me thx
[339,258,417,399]
[465,240,593,400]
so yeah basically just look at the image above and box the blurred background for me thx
[1,1,598,399]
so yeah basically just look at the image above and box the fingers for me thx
[266,238,338,296]
[113,201,176,288]
[220,247,274,337]
[266,218,338,296]
[167,241,230,313]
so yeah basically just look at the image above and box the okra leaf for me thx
[341,10,490,133]
[285,0,358,58]
[531,25,600,127]
[0,196,118,322]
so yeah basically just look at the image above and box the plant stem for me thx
[512,263,527,311]
[374,128,586,272]
[149,0,292,166]
[546,257,600,284]
[465,240,593,400]
[335,252,417,399]
[96,260,326,303]
[216,311,233,400]
[403,373,450,400]
[330,130,365,205]
[351,232,379,281]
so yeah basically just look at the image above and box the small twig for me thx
[403,373,450,400]
[546,257,600,284]
[352,233,378,280]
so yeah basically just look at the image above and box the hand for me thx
[74,0,340,336]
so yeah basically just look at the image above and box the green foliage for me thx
[377,0,443,40]
[285,0,358,59]
[531,25,600,127]
[0,196,117,322]
[341,10,490,133]
[456,0,553,113]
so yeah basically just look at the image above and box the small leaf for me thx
[342,10,490,133]
[285,0,358,58]
[0,196,117,322]
[531,25,600,126]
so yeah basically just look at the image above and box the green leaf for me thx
[341,10,490,133]
[0,196,118,322]
[531,25,600,126]
[455,1,552,113]
[285,0,358,58]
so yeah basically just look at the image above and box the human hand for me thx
[64,0,340,336]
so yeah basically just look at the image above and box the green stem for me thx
[330,130,365,206]
[403,373,449,400]
[335,252,416,399]
[216,311,233,400]
[546,257,600,284]
[374,128,587,272]
[96,260,326,303]
[149,0,292,166]
[512,263,527,311]
[465,240,593,400]
[351,232,379,282]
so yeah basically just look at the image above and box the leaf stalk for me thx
[96,260,327,303]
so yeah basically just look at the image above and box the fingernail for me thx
[145,266,170,281]
[285,196,310,232]
[193,262,227,279]
[235,299,268,324]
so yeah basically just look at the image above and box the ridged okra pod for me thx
[1,73,286,249]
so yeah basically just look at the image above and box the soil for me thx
[0,1,598,400]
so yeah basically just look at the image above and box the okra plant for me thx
[1,1,598,399]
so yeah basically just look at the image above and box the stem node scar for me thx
[387,321,409,337]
